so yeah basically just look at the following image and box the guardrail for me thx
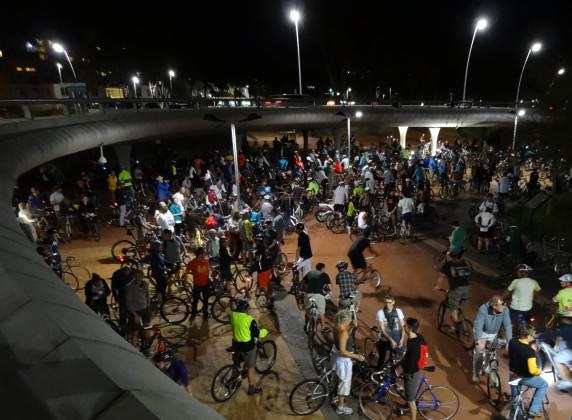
[0,97,519,122]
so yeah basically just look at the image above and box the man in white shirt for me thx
[375,295,406,368]
[499,174,510,197]
[479,193,499,214]
[397,193,415,229]
[49,186,65,215]
[155,202,175,232]
[383,167,395,196]
[341,156,350,170]
[261,196,274,220]
[364,168,376,193]
[172,187,186,211]
[333,182,347,212]
[357,210,369,230]
[474,208,496,252]
[504,264,540,328]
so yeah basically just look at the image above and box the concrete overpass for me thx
[0,98,550,419]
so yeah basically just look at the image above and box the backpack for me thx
[451,261,472,280]
[417,342,429,370]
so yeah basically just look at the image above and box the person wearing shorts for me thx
[347,229,378,271]
[303,262,331,333]
[402,318,427,420]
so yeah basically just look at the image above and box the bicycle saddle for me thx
[508,378,522,387]
[423,366,436,373]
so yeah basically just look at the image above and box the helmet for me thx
[152,350,175,364]
[336,261,348,271]
[236,299,250,311]
[559,274,572,283]
[516,264,533,273]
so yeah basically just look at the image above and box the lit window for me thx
[16,66,23,72]
[0,50,3,58]
[25,67,37,72]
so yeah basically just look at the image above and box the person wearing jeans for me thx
[508,325,548,418]
[185,247,210,318]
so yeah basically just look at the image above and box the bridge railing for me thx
[0,97,518,122]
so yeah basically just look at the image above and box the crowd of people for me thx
[13,131,572,416]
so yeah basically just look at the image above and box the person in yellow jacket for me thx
[107,170,118,203]
[230,299,268,395]
[118,167,133,189]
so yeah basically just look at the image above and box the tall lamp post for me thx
[52,42,77,80]
[56,63,63,84]
[462,18,488,102]
[289,9,303,94]
[204,113,262,210]
[512,42,542,150]
[337,110,363,164]
[168,69,176,98]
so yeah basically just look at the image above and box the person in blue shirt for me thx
[153,350,192,395]
[414,164,425,190]
[149,240,168,300]
[279,157,289,170]
[155,176,170,202]
[428,157,437,179]
[168,200,184,235]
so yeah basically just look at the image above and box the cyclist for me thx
[85,273,111,316]
[397,192,415,234]
[386,190,399,236]
[508,325,547,418]
[474,207,496,253]
[401,317,428,420]
[347,228,379,273]
[448,220,465,256]
[149,240,168,301]
[229,299,264,396]
[332,299,366,415]
[153,350,192,395]
[295,223,313,278]
[303,262,331,334]
[472,296,512,382]
[376,294,406,368]
[125,269,151,347]
[553,273,572,326]
[186,247,210,319]
[504,264,541,329]
[335,260,360,303]
[434,249,472,335]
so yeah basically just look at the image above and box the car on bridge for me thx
[263,94,316,108]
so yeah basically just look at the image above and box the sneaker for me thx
[335,406,353,415]
[247,386,261,395]
[528,412,542,419]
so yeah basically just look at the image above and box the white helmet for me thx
[559,274,572,283]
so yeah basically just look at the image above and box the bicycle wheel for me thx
[363,337,379,368]
[276,252,289,276]
[111,240,138,262]
[486,370,502,407]
[368,270,382,288]
[289,379,328,415]
[211,295,235,324]
[330,218,346,234]
[315,209,328,223]
[211,364,241,402]
[71,265,91,286]
[351,363,374,398]
[160,296,189,324]
[63,271,80,291]
[256,340,277,374]
[417,385,459,419]
[232,267,253,292]
[437,302,446,330]
[459,318,475,349]
[358,381,394,420]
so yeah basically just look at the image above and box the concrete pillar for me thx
[429,127,441,156]
[333,128,343,151]
[398,126,408,148]
[113,143,133,169]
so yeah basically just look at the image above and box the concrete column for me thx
[398,126,408,148]
[113,143,132,169]
[429,127,441,156]
[333,128,343,151]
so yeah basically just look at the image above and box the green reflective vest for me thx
[230,311,253,343]
[118,169,133,187]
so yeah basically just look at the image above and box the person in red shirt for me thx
[185,247,210,319]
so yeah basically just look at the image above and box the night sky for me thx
[3,0,571,101]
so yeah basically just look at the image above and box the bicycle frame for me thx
[414,376,441,410]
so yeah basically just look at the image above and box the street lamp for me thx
[337,110,363,164]
[557,67,566,76]
[512,109,527,152]
[512,41,542,150]
[462,17,488,102]
[132,76,140,99]
[346,87,352,103]
[51,42,77,80]
[203,113,262,210]
[56,62,63,84]
[289,9,303,94]
[168,69,176,98]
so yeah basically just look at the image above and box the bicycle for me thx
[359,365,460,420]
[210,335,277,402]
[502,377,551,420]
[473,338,505,406]
[398,219,414,244]
[356,259,382,289]
[61,256,91,290]
[288,261,306,310]
[436,288,474,349]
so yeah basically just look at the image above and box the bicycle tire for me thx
[211,294,235,324]
[417,385,459,419]
[211,364,241,402]
[160,296,189,324]
[368,270,382,288]
[363,337,379,368]
[437,302,446,330]
[351,363,374,398]
[487,370,502,407]
[330,218,346,234]
[63,271,80,291]
[289,379,328,415]
[255,340,277,374]
[232,267,254,292]
[358,381,394,420]
[315,209,328,223]
[277,252,289,276]
[70,265,91,286]
[111,240,138,262]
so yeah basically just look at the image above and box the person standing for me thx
[124,269,150,347]
[401,318,428,420]
[295,223,313,278]
[303,262,331,333]
[376,295,406,368]
[186,247,210,319]
[504,264,540,328]
[474,208,496,253]
[84,273,111,316]
[448,221,465,255]
[107,170,118,203]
